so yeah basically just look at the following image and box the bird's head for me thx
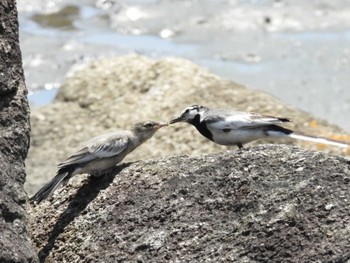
[169,105,207,124]
[132,121,168,141]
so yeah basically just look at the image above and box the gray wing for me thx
[203,109,290,130]
[58,132,130,168]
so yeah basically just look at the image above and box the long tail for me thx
[289,133,349,148]
[266,125,349,148]
[29,171,72,204]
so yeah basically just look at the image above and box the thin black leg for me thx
[237,143,244,149]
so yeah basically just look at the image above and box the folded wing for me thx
[204,110,290,130]
[58,133,130,169]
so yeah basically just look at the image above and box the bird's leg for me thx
[237,143,244,149]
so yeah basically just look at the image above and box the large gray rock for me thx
[0,1,38,262]
[26,55,350,195]
[28,144,350,262]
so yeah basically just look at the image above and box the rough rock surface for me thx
[28,144,350,262]
[0,1,38,262]
[26,55,350,195]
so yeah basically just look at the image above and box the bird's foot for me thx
[235,143,245,154]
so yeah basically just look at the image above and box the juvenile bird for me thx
[170,105,348,149]
[30,121,167,204]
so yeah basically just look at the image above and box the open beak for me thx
[169,116,184,124]
[155,123,168,129]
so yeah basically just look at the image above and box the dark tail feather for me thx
[277,117,291,123]
[29,171,72,204]
[264,124,293,135]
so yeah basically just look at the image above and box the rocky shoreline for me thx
[25,54,350,262]
[26,54,350,195]
[1,1,350,262]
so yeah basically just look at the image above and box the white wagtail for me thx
[169,105,349,149]
[30,121,168,204]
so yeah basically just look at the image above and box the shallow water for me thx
[18,0,350,131]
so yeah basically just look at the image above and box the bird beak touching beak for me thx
[169,116,184,124]
[156,123,168,129]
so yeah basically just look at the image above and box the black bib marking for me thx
[189,114,214,141]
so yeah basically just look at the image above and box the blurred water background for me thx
[18,0,350,131]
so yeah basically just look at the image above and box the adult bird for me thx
[169,105,348,149]
[30,121,168,204]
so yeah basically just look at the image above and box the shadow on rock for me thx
[38,163,130,262]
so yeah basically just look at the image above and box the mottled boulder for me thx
[29,145,350,262]
[26,55,350,195]
[0,0,38,262]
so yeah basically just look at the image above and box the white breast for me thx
[211,128,268,146]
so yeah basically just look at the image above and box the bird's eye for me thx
[145,123,153,128]
[185,109,189,114]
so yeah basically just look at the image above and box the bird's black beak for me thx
[169,116,184,124]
